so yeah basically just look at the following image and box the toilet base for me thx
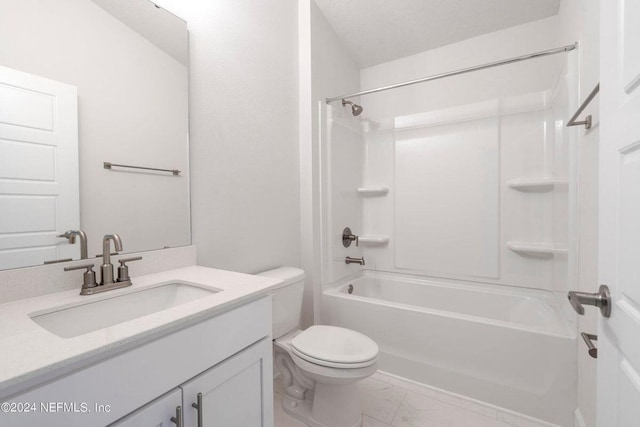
[274,330,376,427]
[281,392,363,427]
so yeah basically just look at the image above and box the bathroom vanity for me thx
[0,266,281,427]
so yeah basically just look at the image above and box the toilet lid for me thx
[291,325,379,365]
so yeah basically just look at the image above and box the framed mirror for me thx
[0,0,190,270]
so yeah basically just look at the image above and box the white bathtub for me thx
[322,271,576,427]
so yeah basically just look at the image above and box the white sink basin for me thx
[29,282,219,338]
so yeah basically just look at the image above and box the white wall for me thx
[0,0,190,258]
[299,0,361,325]
[310,0,363,285]
[155,0,301,275]
[354,17,577,293]
[556,1,600,426]
[360,17,561,119]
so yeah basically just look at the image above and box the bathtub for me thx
[322,271,576,427]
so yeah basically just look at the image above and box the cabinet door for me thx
[110,388,182,427]
[181,338,273,427]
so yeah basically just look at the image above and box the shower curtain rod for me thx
[325,43,577,103]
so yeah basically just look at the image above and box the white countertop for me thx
[0,266,283,398]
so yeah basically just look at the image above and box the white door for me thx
[0,65,79,269]
[598,0,640,425]
[181,339,273,427]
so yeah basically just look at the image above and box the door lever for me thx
[567,285,611,318]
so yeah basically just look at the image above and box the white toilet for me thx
[258,267,378,427]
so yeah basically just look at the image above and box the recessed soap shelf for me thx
[357,186,389,196]
[358,236,390,246]
[507,178,568,192]
[507,241,568,256]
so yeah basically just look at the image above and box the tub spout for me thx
[345,256,365,265]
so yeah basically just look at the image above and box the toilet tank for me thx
[257,267,305,339]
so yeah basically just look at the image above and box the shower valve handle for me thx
[342,227,359,247]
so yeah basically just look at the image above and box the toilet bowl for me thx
[258,267,379,427]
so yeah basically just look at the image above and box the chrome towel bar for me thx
[567,83,600,129]
[104,162,181,175]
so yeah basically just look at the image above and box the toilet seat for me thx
[291,325,378,369]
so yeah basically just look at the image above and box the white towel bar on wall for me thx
[104,162,181,176]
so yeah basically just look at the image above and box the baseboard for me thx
[574,408,587,427]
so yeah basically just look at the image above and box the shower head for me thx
[342,99,363,116]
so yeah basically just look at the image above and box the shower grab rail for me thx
[567,83,600,129]
[326,43,577,103]
[104,162,181,176]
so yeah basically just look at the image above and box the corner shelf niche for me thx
[507,241,568,256]
[358,236,390,246]
[506,178,568,192]
[357,186,389,196]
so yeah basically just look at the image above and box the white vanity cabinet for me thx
[110,389,182,427]
[1,296,273,427]
[181,338,273,427]
[112,339,272,427]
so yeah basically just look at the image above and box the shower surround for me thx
[318,17,579,427]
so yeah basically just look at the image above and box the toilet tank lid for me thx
[256,267,305,287]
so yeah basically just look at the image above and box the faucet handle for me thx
[117,256,142,283]
[95,252,119,258]
[63,262,95,271]
[342,227,359,247]
[64,263,97,290]
[118,256,142,266]
[57,231,71,239]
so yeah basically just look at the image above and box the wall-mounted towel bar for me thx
[567,83,600,129]
[104,162,181,176]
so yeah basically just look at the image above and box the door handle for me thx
[581,332,598,359]
[191,392,203,427]
[567,284,611,318]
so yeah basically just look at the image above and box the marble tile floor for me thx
[274,371,554,427]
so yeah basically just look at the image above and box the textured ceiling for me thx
[314,0,561,67]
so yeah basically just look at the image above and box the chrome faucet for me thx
[101,234,123,285]
[58,230,88,259]
[345,256,365,265]
[64,234,142,295]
